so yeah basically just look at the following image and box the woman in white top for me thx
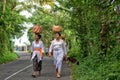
[31,34,44,78]
[49,32,67,78]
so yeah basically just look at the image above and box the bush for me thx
[71,54,120,80]
[0,52,18,64]
[68,40,81,59]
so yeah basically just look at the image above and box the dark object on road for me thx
[32,74,36,78]
[67,57,79,65]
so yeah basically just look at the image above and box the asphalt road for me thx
[0,52,71,80]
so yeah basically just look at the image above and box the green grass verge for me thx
[0,52,18,64]
[71,54,120,80]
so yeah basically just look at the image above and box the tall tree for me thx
[0,0,27,55]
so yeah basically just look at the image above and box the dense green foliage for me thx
[0,0,26,56]
[0,52,18,64]
[63,0,120,79]
[0,0,28,63]
[0,0,120,79]
[26,0,120,79]
[72,54,120,80]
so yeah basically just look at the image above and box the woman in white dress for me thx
[49,32,67,78]
[31,34,44,78]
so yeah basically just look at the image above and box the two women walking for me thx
[30,32,67,78]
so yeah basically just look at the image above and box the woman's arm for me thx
[30,42,34,58]
[49,41,53,57]
[41,41,44,53]
[63,41,67,55]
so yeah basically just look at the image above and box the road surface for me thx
[0,52,71,80]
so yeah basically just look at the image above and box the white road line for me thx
[4,64,32,80]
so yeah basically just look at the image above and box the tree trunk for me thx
[3,0,6,14]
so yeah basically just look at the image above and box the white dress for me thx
[31,40,44,62]
[49,39,67,72]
